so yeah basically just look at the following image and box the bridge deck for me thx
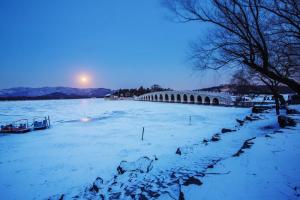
[137,91,233,106]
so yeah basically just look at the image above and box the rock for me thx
[176,148,182,155]
[236,119,244,126]
[89,177,103,193]
[117,164,126,175]
[207,164,214,169]
[241,140,254,149]
[48,194,64,200]
[183,176,203,186]
[221,128,235,133]
[286,108,300,115]
[252,106,271,113]
[233,138,255,157]
[139,193,148,200]
[145,190,160,198]
[278,115,297,128]
[179,191,185,200]
[211,134,221,142]
[265,134,271,138]
[245,116,253,121]
[202,139,209,145]
[117,157,154,174]
[233,149,244,157]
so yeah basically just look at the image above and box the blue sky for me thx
[0,0,230,90]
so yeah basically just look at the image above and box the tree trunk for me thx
[274,95,280,115]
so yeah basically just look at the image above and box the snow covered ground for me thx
[0,99,299,199]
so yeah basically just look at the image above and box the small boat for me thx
[0,119,31,133]
[32,116,51,130]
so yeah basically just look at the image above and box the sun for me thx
[78,74,90,86]
[80,76,87,83]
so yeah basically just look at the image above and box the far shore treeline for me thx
[0,84,298,101]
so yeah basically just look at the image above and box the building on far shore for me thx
[104,94,118,100]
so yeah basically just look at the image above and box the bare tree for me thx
[230,68,253,95]
[231,67,286,114]
[163,0,300,94]
[250,70,286,115]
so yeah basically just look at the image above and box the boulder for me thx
[252,106,271,113]
[183,176,203,186]
[236,119,244,126]
[202,139,209,145]
[211,134,221,142]
[233,149,244,157]
[245,116,253,121]
[117,157,154,175]
[207,164,214,169]
[286,108,300,115]
[221,128,236,133]
[179,191,185,200]
[278,115,297,128]
[89,177,104,193]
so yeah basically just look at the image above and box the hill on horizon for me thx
[0,87,113,98]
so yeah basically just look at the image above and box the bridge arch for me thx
[171,94,175,102]
[159,94,163,101]
[165,94,169,102]
[177,94,181,102]
[212,98,219,105]
[190,95,195,104]
[154,95,158,101]
[183,94,188,103]
[197,96,202,104]
[204,96,210,105]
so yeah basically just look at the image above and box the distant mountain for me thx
[0,87,113,99]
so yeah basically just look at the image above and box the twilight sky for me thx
[0,0,231,90]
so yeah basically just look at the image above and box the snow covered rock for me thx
[221,128,236,133]
[89,177,104,193]
[233,138,255,157]
[183,176,203,186]
[117,156,154,175]
[236,119,244,126]
[202,139,209,145]
[211,134,221,142]
[278,115,296,128]
[48,194,64,200]
[286,108,300,115]
[252,106,271,113]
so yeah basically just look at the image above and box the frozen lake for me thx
[0,99,249,199]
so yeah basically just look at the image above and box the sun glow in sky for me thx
[78,74,91,87]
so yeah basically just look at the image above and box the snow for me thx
[0,99,299,199]
[183,114,300,199]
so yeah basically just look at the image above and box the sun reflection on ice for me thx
[80,117,91,122]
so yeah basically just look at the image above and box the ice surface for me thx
[0,99,249,199]
[0,99,299,200]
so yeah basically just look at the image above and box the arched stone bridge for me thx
[137,90,233,106]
